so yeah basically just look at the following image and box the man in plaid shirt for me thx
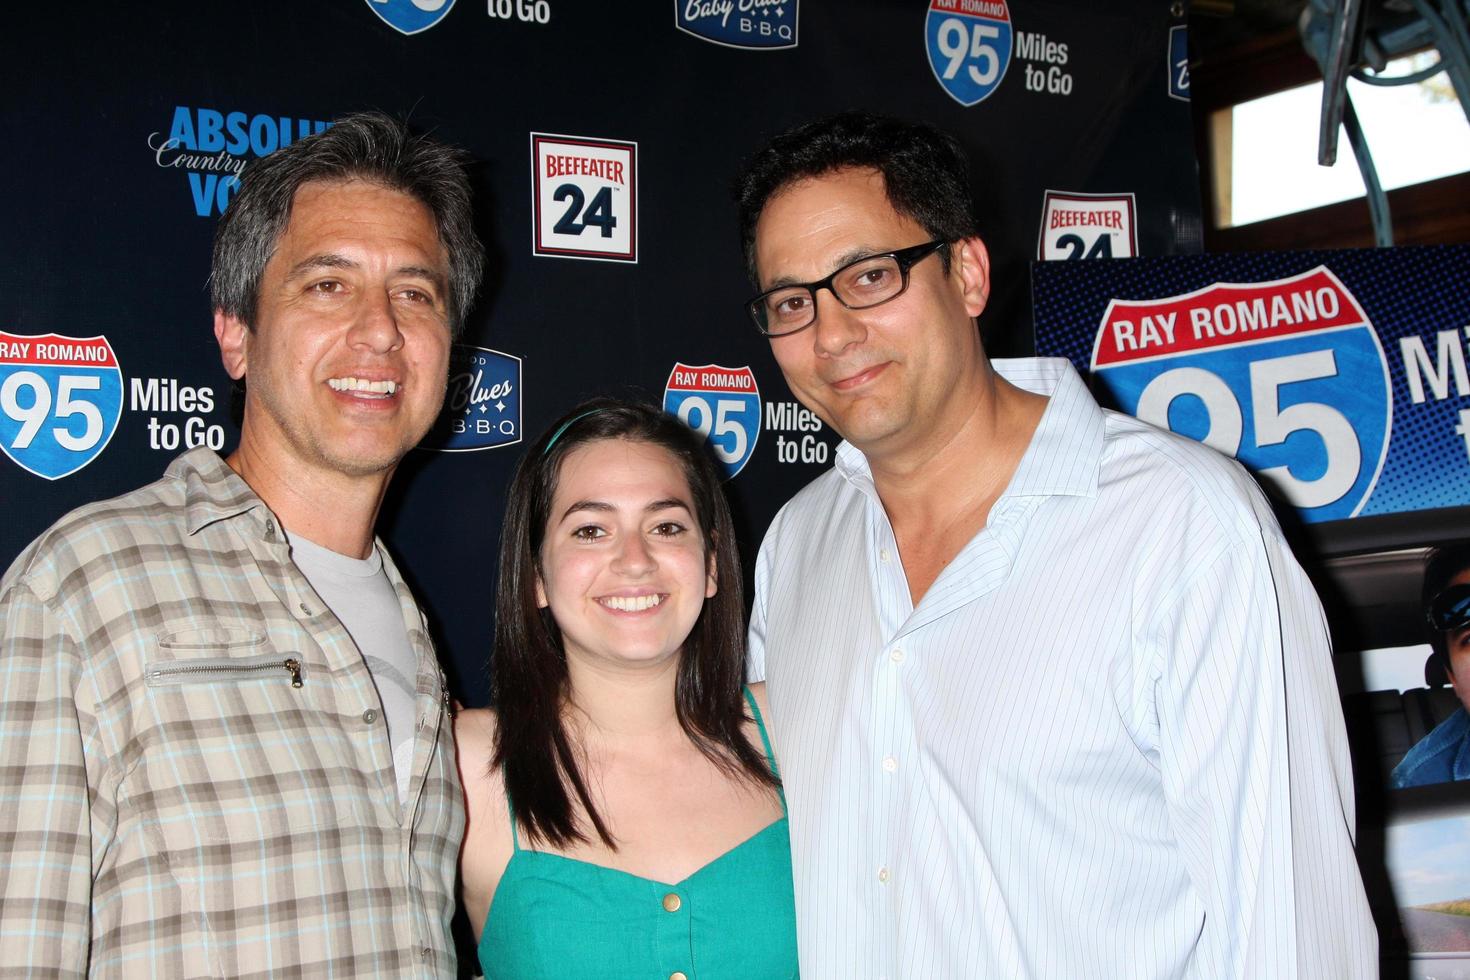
[0,112,483,977]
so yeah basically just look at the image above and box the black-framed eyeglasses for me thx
[747,239,949,337]
[1427,583,1470,632]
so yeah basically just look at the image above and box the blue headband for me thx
[541,409,602,455]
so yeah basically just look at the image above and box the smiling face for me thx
[535,438,717,674]
[215,178,452,480]
[752,167,992,461]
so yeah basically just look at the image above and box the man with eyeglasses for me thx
[1392,543,1470,788]
[735,112,1375,977]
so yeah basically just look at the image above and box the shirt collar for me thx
[169,447,270,535]
[833,356,1103,501]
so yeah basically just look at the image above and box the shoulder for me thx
[746,681,771,720]
[1097,408,1281,550]
[2,466,192,603]
[757,466,861,558]
[1392,708,1470,789]
[454,707,501,780]
[455,708,513,836]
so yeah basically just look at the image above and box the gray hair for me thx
[210,111,484,336]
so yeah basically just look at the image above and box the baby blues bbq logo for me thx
[1168,25,1190,101]
[676,0,798,50]
[926,0,1013,107]
[664,364,760,479]
[531,133,637,263]
[364,0,456,35]
[1038,191,1137,261]
[0,333,123,480]
[422,345,522,452]
[1090,266,1391,523]
[148,106,331,217]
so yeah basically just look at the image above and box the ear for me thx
[705,547,719,600]
[214,310,249,381]
[950,236,991,319]
[534,572,548,609]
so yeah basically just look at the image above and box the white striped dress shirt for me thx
[749,358,1376,979]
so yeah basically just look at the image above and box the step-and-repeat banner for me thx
[1034,245,1470,969]
[2,1,1200,702]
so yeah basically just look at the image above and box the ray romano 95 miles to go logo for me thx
[664,363,760,478]
[0,332,123,480]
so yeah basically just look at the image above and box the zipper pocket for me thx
[145,654,304,689]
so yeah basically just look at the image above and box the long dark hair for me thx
[491,397,777,848]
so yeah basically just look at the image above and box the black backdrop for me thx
[2,0,1200,704]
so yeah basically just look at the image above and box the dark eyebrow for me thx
[559,498,694,522]
[285,254,447,293]
[287,253,358,279]
[763,246,885,291]
[396,265,449,292]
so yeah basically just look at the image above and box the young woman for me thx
[457,398,798,978]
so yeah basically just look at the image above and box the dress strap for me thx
[743,687,781,781]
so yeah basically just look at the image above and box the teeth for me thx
[329,377,398,395]
[600,594,664,612]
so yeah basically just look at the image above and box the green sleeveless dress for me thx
[478,690,798,979]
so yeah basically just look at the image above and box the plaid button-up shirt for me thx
[0,448,464,978]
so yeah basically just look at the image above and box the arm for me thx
[0,579,94,976]
[454,708,513,945]
[1151,534,1375,978]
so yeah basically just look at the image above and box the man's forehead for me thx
[274,178,446,262]
[754,167,916,280]
[763,166,890,218]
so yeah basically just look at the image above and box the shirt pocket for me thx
[134,625,320,853]
[146,625,303,689]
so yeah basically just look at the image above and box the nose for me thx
[808,289,866,357]
[611,532,656,576]
[348,289,405,354]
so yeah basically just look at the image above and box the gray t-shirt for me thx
[286,531,418,804]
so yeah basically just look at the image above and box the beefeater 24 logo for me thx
[1090,266,1391,523]
[531,133,638,263]
[664,363,761,479]
[1038,191,1137,261]
[0,332,124,480]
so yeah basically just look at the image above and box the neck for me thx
[226,433,390,560]
[563,654,683,744]
[865,363,1045,525]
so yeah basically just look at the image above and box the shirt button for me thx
[889,647,905,665]
[671,973,689,980]
[298,602,311,616]
[878,866,891,884]
[879,547,891,563]
[420,946,431,959]
[662,892,682,913]
[882,756,897,773]
[264,518,275,538]
[362,709,378,725]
